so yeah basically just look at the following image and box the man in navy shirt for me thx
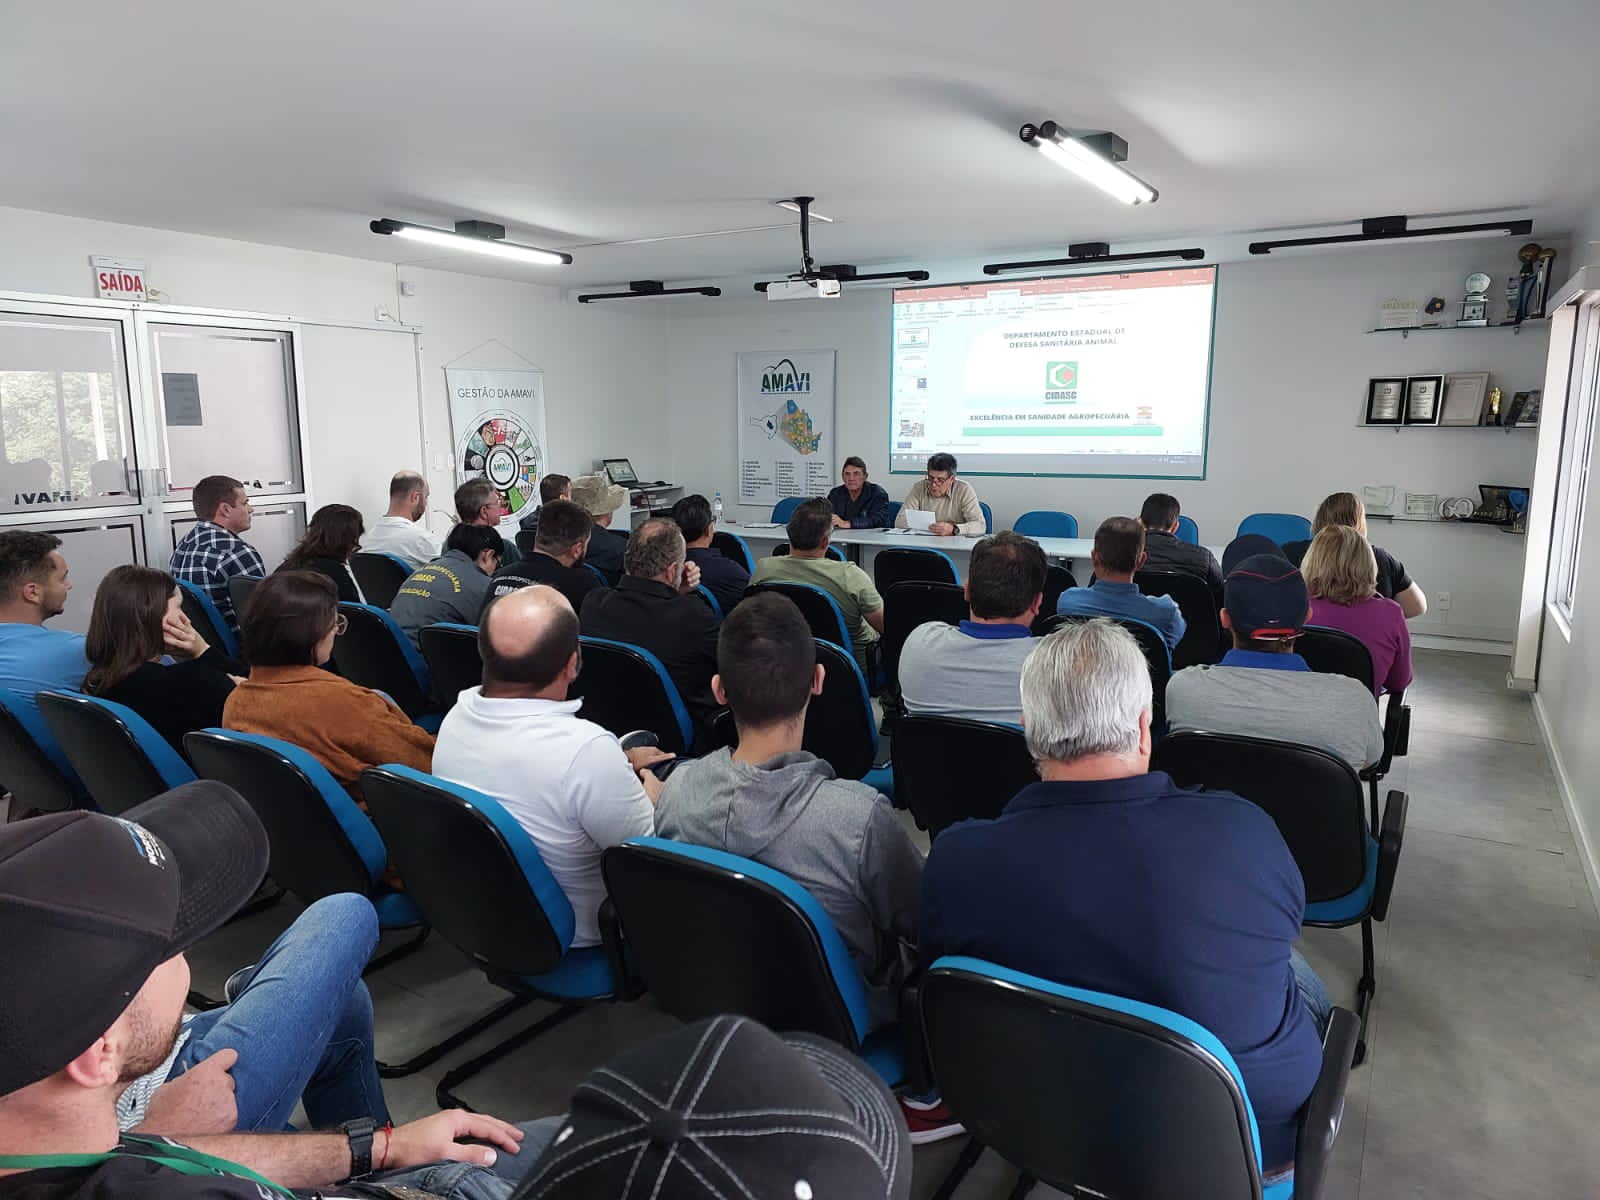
[1055,517,1186,652]
[920,617,1331,1176]
[672,493,750,615]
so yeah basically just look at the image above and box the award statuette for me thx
[1460,272,1491,327]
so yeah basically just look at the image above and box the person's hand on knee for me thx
[134,1048,239,1135]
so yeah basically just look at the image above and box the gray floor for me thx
[187,648,1600,1198]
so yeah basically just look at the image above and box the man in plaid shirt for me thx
[169,474,265,635]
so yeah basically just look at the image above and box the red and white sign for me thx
[90,256,147,302]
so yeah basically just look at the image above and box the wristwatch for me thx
[341,1117,378,1179]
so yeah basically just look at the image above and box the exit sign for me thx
[90,256,147,301]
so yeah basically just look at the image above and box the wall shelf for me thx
[1366,320,1549,338]
[1358,423,1536,432]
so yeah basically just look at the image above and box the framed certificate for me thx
[1365,378,1406,425]
[1404,375,1444,425]
[1440,372,1490,425]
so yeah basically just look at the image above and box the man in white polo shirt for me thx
[430,585,673,946]
[899,531,1044,727]
[361,469,439,568]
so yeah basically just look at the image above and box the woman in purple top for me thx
[1302,526,1412,695]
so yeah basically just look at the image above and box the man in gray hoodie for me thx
[644,591,925,1027]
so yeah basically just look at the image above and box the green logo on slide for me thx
[1045,361,1077,389]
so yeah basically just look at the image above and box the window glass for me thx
[2,516,146,636]
[1553,304,1600,620]
[169,502,305,575]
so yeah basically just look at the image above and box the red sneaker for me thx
[898,1096,966,1145]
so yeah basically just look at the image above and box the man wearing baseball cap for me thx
[0,783,541,1198]
[1166,551,1384,770]
[569,474,630,586]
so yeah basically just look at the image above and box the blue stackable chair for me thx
[38,691,196,816]
[351,553,416,609]
[418,622,484,710]
[573,637,696,753]
[978,501,994,533]
[334,603,442,730]
[1175,514,1201,545]
[883,501,902,527]
[693,584,722,619]
[872,546,961,592]
[1014,511,1078,539]
[184,730,427,978]
[601,837,905,1086]
[710,530,756,574]
[0,687,89,814]
[770,542,847,562]
[582,561,610,587]
[920,957,1359,1200]
[176,578,241,660]
[744,580,853,651]
[771,497,804,523]
[1237,512,1313,547]
[363,765,623,1108]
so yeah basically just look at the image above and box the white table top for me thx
[729,524,1225,561]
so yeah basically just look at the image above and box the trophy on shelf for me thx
[1505,243,1543,324]
[1460,272,1491,327]
[1530,247,1558,319]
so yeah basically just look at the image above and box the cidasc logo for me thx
[1045,361,1078,389]
[760,357,811,394]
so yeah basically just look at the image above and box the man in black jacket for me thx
[580,519,720,722]
[671,493,750,616]
[1139,492,1223,600]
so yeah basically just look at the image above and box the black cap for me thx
[513,1015,910,1200]
[1221,533,1288,576]
[0,781,269,1095]
[1224,553,1311,640]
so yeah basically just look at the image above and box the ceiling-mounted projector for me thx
[766,276,842,301]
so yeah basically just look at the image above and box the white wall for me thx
[662,240,1554,643]
[0,205,666,534]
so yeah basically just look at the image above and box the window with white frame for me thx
[1552,300,1600,621]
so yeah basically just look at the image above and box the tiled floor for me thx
[188,649,1600,1198]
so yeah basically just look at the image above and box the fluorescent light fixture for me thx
[370,218,572,266]
[984,244,1205,275]
[578,280,722,303]
[1248,215,1532,255]
[776,200,834,222]
[1020,122,1157,206]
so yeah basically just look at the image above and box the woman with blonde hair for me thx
[1285,492,1427,618]
[1301,525,1412,695]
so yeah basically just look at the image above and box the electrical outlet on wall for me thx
[1437,591,1451,611]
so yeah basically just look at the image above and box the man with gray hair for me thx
[579,518,720,723]
[918,618,1332,1179]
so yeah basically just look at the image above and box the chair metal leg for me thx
[377,992,534,1079]
[929,1137,986,1200]
[1353,917,1376,1067]
[1005,1171,1036,1200]
[187,990,226,1011]
[436,1001,585,1111]
[364,925,430,975]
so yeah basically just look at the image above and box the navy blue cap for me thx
[1224,554,1310,640]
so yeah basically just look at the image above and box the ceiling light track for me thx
[984,243,1205,275]
[1248,215,1533,255]
[369,217,571,266]
[1019,122,1157,206]
[577,280,722,303]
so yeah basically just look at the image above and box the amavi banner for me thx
[445,366,548,528]
[736,349,835,505]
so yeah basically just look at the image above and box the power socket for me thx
[1437,591,1451,611]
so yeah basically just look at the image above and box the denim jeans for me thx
[366,1117,565,1199]
[168,893,391,1130]
[1289,947,1334,1037]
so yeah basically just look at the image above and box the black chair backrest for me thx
[178,584,235,657]
[1038,613,1172,729]
[0,694,83,815]
[571,637,694,754]
[418,623,483,710]
[601,840,862,1049]
[1297,625,1376,694]
[363,766,569,977]
[1036,565,1078,633]
[185,730,377,904]
[744,582,852,650]
[1152,730,1370,902]
[333,604,431,717]
[807,639,877,779]
[227,576,263,632]
[894,716,1036,836]
[1135,569,1222,670]
[880,581,967,690]
[873,547,959,592]
[709,531,756,574]
[514,529,538,558]
[37,692,191,816]
[350,553,412,609]
[922,963,1264,1200]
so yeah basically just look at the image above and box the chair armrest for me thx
[897,978,934,1095]
[598,898,644,1001]
[1292,1006,1360,1200]
[1371,789,1408,922]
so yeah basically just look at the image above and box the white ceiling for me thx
[3,0,1598,289]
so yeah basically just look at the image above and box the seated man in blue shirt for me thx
[0,530,88,725]
[671,492,750,616]
[919,618,1332,1176]
[1055,516,1185,652]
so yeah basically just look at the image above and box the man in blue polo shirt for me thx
[1055,516,1185,652]
[899,531,1044,726]
[919,618,1331,1176]
[0,530,87,724]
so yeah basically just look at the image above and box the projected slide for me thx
[889,266,1217,479]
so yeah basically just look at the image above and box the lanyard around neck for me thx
[0,1136,298,1199]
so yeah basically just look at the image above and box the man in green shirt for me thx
[751,498,884,668]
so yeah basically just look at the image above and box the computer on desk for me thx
[603,458,638,485]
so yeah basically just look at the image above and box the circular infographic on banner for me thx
[457,410,543,516]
